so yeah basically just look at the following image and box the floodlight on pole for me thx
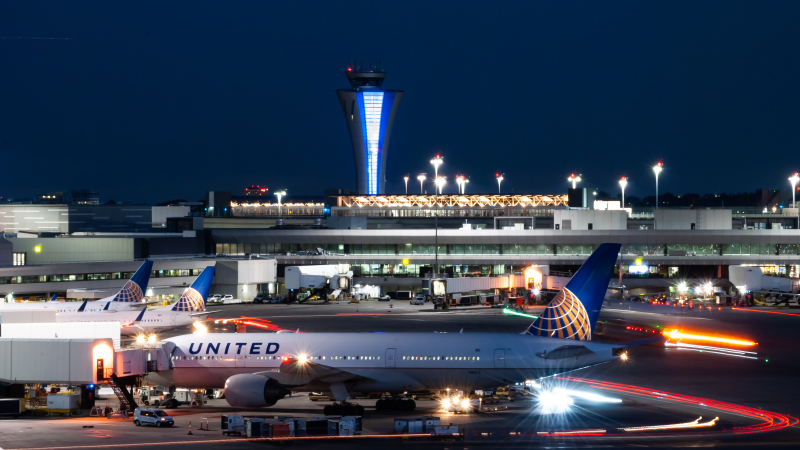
[653,162,663,209]
[435,176,447,195]
[455,175,464,195]
[567,173,582,189]
[496,173,504,193]
[430,155,443,179]
[275,190,286,216]
[789,172,800,208]
[403,175,409,195]
[417,174,427,194]
[619,177,628,208]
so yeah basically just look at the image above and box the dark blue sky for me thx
[1,1,799,203]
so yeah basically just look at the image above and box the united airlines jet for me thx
[0,261,153,313]
[146,244,660,413]
[56,265,216,335]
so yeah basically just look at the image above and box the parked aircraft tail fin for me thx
[111,261,153,303]
[527,243,621,340]
[172,266,215,312]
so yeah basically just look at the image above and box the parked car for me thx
[253,294,270,304]
[411,296,425,305]
[133,408,174,427]
[379,295,391,301]
[208,294,222,303]
[221,295,234,302]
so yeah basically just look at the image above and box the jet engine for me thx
[224,374,290,408]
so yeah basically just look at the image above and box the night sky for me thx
[2,1,799,204]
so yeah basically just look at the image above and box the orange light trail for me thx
[662,329,756,347]
[732,307,800,317]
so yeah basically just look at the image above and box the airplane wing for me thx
[253,356,373,387]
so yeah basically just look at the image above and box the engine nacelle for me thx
[224,374,290,408]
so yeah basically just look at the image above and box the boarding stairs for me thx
[109,374,137,410]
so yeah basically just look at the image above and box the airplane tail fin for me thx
[528,243,621,340]
[112,261,153,303]
[172,266,215,312]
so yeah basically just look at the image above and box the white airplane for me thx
[146,244,662,414]
[56,265,216,336]
[0,261,153,313]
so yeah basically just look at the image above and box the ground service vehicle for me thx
[134,408,174,427]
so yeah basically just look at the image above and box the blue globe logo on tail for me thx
[172,266,215,312]
[112,261,153,303]
[527,243,621,341]
[528,288,592,340]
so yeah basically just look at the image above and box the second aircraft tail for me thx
[527,243,620,340]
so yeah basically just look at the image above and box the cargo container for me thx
[0,398,22,417]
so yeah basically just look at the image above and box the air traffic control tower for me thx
[336,63,403,195]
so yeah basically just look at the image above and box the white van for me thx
[134,408,175,427]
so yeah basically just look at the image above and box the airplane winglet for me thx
[133,306,147,323]
[77,300,88,312]
[103,301,111,311]
[49,293,58,302]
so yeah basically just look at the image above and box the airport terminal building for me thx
[0,192,799,300]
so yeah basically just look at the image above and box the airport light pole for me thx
[456,175,464,195]
[430,155,443,179]
[653,162,662,209]
[275,190,286,216]
[790,172,800,208]
[435,176,446,195]
[417,174,427,194]
[403,175,409,195]
[568,173,581,189]
[496,173,504,194]
[619,177,628,208]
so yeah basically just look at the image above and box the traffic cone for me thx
[188,422,193,435]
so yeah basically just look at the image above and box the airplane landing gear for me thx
[375,398,416,411]
[324,402,365,416]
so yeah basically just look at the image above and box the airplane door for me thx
[385,348,396,368]
[494,349,505,368]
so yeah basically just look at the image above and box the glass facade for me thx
[361,92,384,195]
[214,242,797,257]
[0,268,203,285]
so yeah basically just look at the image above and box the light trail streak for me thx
[502,308,539,319]
[732,307,800,317]
[537,429,606,436]
[663,329,756,346]
[665,341,759,360]
[622,416,717,432]
[558,377,798,435]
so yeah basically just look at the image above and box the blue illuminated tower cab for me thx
[336,63,403,195]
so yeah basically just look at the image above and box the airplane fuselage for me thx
[146,332,622,392]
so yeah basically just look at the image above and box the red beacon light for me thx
[282,356,290,363]
[347,67,352,72]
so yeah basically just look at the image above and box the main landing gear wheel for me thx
[324,402,364,416]
[375,398,415,411]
